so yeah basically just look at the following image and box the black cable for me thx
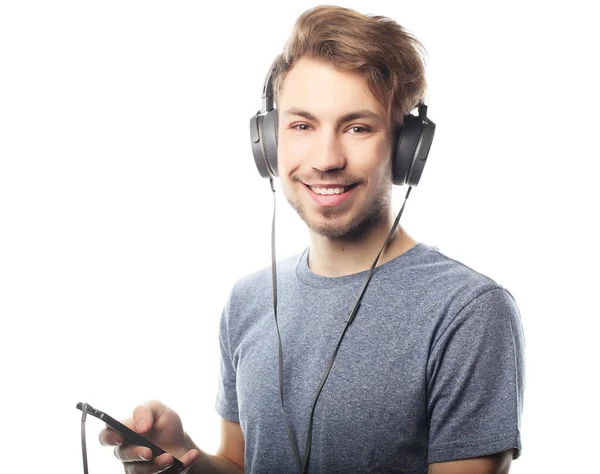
[270,182,413,473]
[81,403,89,474]
[270,178,303,470]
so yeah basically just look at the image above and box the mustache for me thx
[291,170,363,186]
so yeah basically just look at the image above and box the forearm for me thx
[184,433,244,474]
[188,452,244,474]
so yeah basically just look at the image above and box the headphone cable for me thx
[80,403,89,474]
[269,178,303,469]
[269,180,413,473]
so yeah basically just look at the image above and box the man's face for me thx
[277,57,394,240]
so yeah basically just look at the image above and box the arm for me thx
[427,287,525,464]
[188,419,245,474]
[428,449,513,474]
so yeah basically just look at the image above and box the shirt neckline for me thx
[295,242,430,289]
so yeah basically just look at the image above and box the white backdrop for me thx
[1,1,598,473]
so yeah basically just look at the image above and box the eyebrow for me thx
[282,107,384,125]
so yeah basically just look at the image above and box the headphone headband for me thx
[261,59,277,113]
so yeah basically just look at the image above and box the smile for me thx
[309,186,350,195]
[304,183,358,207]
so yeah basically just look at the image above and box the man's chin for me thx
[305,215,376,240]
[309,224,352,240]
[287,195,387,240]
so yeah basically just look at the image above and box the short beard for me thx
[285,183,392,241]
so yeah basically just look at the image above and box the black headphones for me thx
[250,59,436,186]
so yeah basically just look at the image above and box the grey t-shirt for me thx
[216,243,525,473]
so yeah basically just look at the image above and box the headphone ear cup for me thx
[249,109,279,178]
[250,113,269,178]
[392,115,421,185]
[406,118,435,186]
[392,114,435,186]
[262,109,279,177]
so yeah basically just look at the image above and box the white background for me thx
[1,1,599,473]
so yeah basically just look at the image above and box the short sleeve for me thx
[215,297,240,422]
[427,287,525,463]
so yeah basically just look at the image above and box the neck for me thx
[307,214,418,277]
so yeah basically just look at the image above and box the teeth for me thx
[310,186,347,195]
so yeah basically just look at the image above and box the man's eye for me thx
[292,124,310,131]
[349,126,369,134]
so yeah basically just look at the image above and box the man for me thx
[100,5,525,473]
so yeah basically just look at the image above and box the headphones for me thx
[250,59,436,186]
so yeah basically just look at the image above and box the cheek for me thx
[275,144,295,191]
[278,169,298,205]
[277,135,309,175]
[276,149,292,178]
[354,140,393,177]
[377,138,394,170]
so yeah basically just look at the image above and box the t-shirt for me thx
[215,242,525,473]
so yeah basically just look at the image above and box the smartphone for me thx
[76,402,185,473]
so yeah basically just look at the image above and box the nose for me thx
[311,129,346,172]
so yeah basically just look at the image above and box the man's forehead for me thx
[277,59,387,123]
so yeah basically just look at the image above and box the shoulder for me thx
[413,243,518,311]
[221,250,305,330]
[218,251,304,343]
[413,245,523,349]
[395,244,522,346]
[228,250,304,303]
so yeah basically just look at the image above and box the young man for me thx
[100,6,524,473]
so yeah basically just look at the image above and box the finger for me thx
[154,453,175,471]
[118,453,176,474]
[99,425,125,447]
[180,449,202,468]
[153,450,201,473]
[133,400,166,434]
[116,450,201,474]
[114,444,154,463]
[121,460,167,474]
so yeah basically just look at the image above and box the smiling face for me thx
[277,57,395,240]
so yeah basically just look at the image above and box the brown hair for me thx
[272,5,427,127]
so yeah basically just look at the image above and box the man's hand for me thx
[99,400,202,473]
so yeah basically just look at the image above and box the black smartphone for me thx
[76,402,185,473]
